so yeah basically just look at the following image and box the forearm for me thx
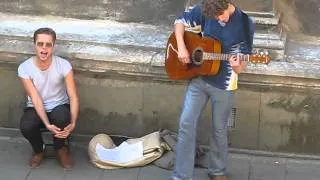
[31,97,50,127]
[174,23,186,50]
[69,96,79,124]
[20,78,50,127]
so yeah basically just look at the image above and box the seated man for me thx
[18,27,79,168]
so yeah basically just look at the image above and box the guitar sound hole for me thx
[192,48,204,65]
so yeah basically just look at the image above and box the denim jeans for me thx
[172,77,234,180]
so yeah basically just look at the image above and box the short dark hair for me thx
[202,0,233,19]
[33,27,56,44]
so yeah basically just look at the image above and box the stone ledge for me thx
[0,31,318,84]
[0,35,291,71]
[0,13,317,89]
[1,36,320,92]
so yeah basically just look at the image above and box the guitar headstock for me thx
[249,49,271,64]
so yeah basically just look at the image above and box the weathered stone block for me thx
[229,89,260,149]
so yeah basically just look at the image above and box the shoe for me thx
[30,152,44,168]
[212,175,228,180]
[56,146,73,168]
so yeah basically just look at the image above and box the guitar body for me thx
[165,31,222,80]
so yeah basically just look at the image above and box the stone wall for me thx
[275,0,320,36]
[0,0,319,154]
[0,0,185,26]
[2,62,320,154]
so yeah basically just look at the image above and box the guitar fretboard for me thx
[203,52,250,62]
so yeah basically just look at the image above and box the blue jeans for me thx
[172,78,234,180]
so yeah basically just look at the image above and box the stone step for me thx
[0,12,285,60]
[0,0,185,26]
[285,34,320,64]
[184,6,280,28]
[0,0,278,26]
[0,13,170,49]
[188,0,279,27]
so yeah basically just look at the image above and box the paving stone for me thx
[27,160,66,180]
[139,165,171,180]
[101,167,140,180]
[249,156,286,180]
[64,148,103,180]
[0,164,30,180]
[195,168,211,180]
[228,154,251,180]
[286,159,320,180]
[0,140,31,180]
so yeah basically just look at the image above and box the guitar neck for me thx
[203,52,249,61]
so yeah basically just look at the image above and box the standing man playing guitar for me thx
[172,0,254,180]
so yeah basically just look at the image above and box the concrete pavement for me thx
[0,128,320,180]
[1,128,320,180]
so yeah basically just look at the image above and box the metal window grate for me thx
[228,107,237,129]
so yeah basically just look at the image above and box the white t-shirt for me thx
[18,56,72,112]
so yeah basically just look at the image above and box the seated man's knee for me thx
[52,118,70,128]
[50,105,71,128]
[20,119,39,137]
[20,109,41,137]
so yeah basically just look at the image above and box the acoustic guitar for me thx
[165,31,271,80]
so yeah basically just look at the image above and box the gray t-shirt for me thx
[18,56,72,112]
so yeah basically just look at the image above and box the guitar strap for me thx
[241,11,250,45]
